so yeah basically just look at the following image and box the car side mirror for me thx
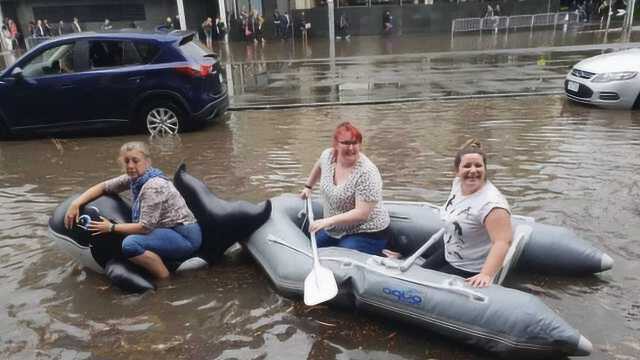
[10,67,24,80]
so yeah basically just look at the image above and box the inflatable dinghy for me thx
[244,195,608,357]
[48,164,271,292]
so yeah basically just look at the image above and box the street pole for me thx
[0,4,6,52]
[328,0,335,59]
[176,0,187,30]
[217,0,228,42]
[605,1,612,34]
[327,0,336,102]
[624,0,636,35]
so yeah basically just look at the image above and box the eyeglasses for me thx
[338,140,359,146]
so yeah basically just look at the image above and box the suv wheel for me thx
[139,100,185,136]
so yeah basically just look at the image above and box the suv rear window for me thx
[179,41,210,62]
[133,41,161,64]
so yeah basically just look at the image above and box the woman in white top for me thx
[300,122,391,255]
[422,139,512,288]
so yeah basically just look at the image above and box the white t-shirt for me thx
[441,177,510,273]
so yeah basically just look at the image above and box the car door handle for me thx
[128,76,143,83]
[60,83,75,89]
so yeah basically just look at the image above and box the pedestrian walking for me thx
[382,10,393,35]
[256,14,265,43]
[126,21,139,30]
[337,12,350,39]
[101,18,113,31]
[8,19,19,49]
[282,11,290,39]
[299,12,311,43]
[57,20,65,36]
[27,20,35,37]
[215,17,226,40]
[273,10,281,39]
[243,10,255,42]
[483,4,494,18]
[165,17,175,30]
[34,19,46,37]
[1,22,12,51]
[72,17,82,32]
[202,17,213,48]
[43,19,52,36]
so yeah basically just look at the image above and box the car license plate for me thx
[567,80,579,92]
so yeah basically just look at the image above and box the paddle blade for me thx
[303,264,338,306]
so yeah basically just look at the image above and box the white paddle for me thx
[303,197,339,306]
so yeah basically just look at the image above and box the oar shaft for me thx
[400,228,445,272]
[306,198,320,264]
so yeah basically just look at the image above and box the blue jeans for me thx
[315,229,388,256]
[122,223,202,260]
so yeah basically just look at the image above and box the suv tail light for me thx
[176,64,215,78]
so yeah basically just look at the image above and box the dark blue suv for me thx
[0,31,228,137]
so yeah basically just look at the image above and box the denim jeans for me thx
[315,229,388,256]
[122,223,202,260]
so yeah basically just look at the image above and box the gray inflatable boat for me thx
[245,195,608,358]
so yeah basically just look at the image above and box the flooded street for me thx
[0,95,639,359]
[220,30,640,108]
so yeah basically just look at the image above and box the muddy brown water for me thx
[0,95,638,359]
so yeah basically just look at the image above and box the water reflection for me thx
[212,28,640,64]
[0,95,639,359]
[227,44,632,108]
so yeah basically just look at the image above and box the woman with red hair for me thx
[300,122,391,255]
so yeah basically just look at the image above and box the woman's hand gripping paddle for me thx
[304,197,338,306]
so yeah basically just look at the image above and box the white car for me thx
[565,48,640,109]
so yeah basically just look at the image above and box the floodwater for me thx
[221,29,640,108]
[1,95,639,359]
[214,26,640,63]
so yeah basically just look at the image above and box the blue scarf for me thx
[130,167,165,222]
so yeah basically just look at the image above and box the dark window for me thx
[89,40,142,68]
[133,41,160,64]
[33,4,145,23]
[371,0,400,6]
[337,0,368,6]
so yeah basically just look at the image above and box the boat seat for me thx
[493,224,532,285]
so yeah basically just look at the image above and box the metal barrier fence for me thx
[452,12,580,34]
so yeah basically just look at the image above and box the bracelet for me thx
[304,184,312,190]
[110,223,116,233]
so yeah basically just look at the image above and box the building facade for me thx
[1,0,564,45]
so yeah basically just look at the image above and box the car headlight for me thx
[591,71,638,83]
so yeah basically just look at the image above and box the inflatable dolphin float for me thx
[47,164,271,292]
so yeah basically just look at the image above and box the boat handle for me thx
[443,279,488,303]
